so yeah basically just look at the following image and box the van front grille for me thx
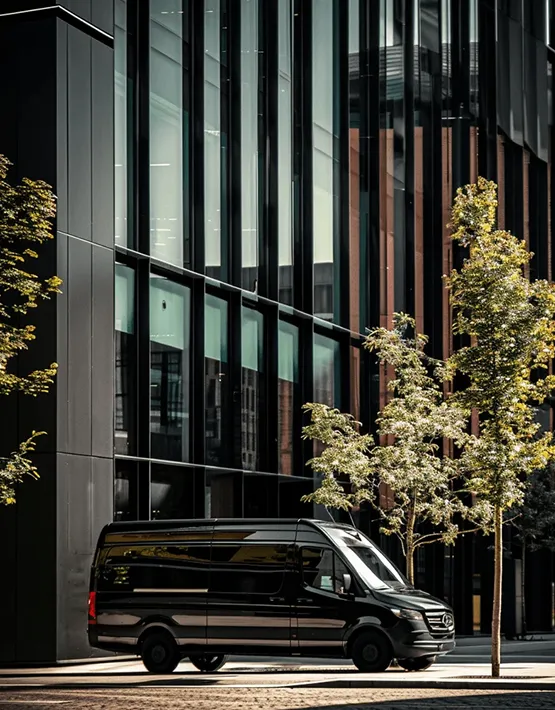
[425,609,455,637]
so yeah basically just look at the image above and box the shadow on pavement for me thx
[275,691,555,708]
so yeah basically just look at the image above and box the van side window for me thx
[209,544,287,595]
[301,547,350,595]
[97,544,211,591]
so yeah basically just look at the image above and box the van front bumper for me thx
[389,622,456,659]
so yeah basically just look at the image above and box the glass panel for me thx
[278,320,299,475]
[349,0,361,332]
[115,264,136,454]
[150,276,191,461]
[150,0,184,265]
[244,473,279,517]
[278,0,293,304]
[151,463,195,519]
[205,0,223,279]
[205,295,228,466]
[114,0,128,246]
[114,460,138,521]
[313,0,338,320]
[209,544,287,594]
[313,333,340,406]
[241,307,264,471]
[205,469,239,516]
[241,0,259,290]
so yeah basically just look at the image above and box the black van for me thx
[88,519,455,673]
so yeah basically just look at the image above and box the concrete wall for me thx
[0,0,114,662]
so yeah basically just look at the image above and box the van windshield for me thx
[324,526,410,591]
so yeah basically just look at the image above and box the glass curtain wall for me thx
[278,0,294,304]
[313,0,339,321]
[150,0,184,266]
[205,0,225,279]
[205,294,228,465]
[241,307,264,470]
[278,320,299,475]
[115,264,136,454]
[150,276,191,461]
[115,0,128,246]
[241,0,260,291]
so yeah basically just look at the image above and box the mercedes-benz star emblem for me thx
[442,613,454,627]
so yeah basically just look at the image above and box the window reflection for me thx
[151,463,195,519]
[114,460,138,521]
[313,0,338,321]
[150,0,184,265]
[115,0,128,246]
[150,276,191,461]
[241,0,260,291]
[205,295,228,465]
[313,333,341,407]
[278,320,299,475]
[278,0,293,304]
[115,264,136,454]
[241,307,264,471]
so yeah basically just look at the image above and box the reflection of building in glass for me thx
[2,0,555,663]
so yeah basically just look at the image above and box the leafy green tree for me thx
[0,155,60,505]
[445,177,555,677]
[302,313,478,585]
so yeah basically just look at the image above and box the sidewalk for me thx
[1,650,555,692]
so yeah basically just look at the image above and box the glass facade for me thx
[113,0,555,635]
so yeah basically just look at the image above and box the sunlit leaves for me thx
[446,178,555,513]
[302,314,476,578]
[0,155,59,505]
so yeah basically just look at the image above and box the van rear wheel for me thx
[189,654,228,672]
[141,632,180,674]
[397,655,436,671]
[351,631,393,673]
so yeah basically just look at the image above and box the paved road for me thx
[2,687,555,709]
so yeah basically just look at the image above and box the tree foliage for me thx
[445,177,555,677]
[302,313,476,584]
[0,154,60,505]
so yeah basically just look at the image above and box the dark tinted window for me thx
[97,543,211,592]
[209,544,287,595]
[301,547,350,595]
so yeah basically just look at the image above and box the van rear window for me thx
[96,544,211,592]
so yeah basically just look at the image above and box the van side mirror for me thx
[342,573,352,593]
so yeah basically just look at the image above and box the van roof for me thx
[100,518,356,534]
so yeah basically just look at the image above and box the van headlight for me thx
[392,608,423,621]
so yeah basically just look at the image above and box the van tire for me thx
[141,631,180,674]
[397,655,436,671]
[189,654,228,672]
[351,631,393,673]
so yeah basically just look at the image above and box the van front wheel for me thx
[351,631,393,673]
[141,632,180,674]
[397,655,436,671]
[189,654,228,672]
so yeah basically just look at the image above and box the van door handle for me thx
[270,596,286,603]
[296,597,313,604]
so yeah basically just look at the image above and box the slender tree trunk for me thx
[406,505,415,586]
[491,504,503,677]
[406,543,414,586]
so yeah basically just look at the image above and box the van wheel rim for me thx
[151,645,167,664]
[362,645,379,663]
